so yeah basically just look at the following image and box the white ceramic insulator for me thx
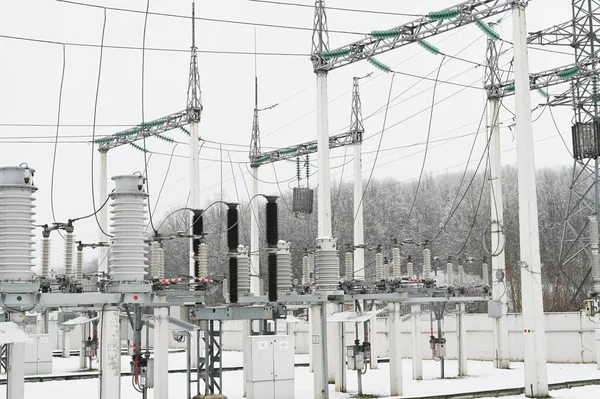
[376,252,383,281]
[41,236,50,278]
[0,166,37,281]
[302,255,310,284]
[315,238,339,290]
[383,259,389,280]
[345,251,354,280]
[198,242,208,278]
[407,261,414,279]
[237,246,251,293]
[422,249,431,279]
[447,263,454,287]
[277,240,293,292]
[76,250,83,281]
[157,246,164,279]
[64,231,74,276]
[392,247,401,279]
[108,175,148,282]
[590,214,600,292]
[458,264,465,287]
[150,241,160,278]
[482,262,489,286]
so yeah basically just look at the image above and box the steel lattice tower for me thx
[187,2,203,123]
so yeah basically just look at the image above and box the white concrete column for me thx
[596,313,600,369]
[7,343,25,399]
[153,307,169,399]
[327,303,336,383]
[79,323,87,369]
[512,3,548,397]
[62,329,71,358]
[311,305,326,399]
[368,316,378,369]
[250,166,261,295]
[99,306,121,399]
[457,303,468,376]
[353,142,365,280]
[309,310,314,372]
[243,320,251,396]
[388,303,402,396]
[190,121,200,277]
[334,305,346,392]
[316,71,332,238]
[98,150,109,274]
[410,304,423,380]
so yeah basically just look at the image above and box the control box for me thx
[130,357,154,389]
[430,336,446,358]
[346,344,364,370]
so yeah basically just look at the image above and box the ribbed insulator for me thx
[375,253,383,280]
[76,249,83,281]
[266,199,278,247]
[229,257,238,303]
[446,263,454,287]
[150,241,160,278]
[0,165,37,281]
[407,261,414,278]
[383,258,389,280]
[198,242,208,278]
[108,175,148,282]
[392,247,400,279]
[64,231,74,276]
[315,238,339,290]
[302,255,310,284]
[458,264,465,286]
[423,249,432,279]
[591,214,600,290]
[309,252,315,273]
[237,246,250,293]
[227,205,239,252]
[345,251,354,280]
[267,253,278,302]
[482,262,489,286]
[157,246,164,279]
[41,236,50,278]
[276,241,292,292]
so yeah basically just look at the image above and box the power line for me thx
[248,0,424,17]
[56,0,366,35]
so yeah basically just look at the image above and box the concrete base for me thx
[193,395,227,399]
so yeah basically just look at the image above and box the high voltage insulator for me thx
[458,263,465,287]
[42,231,50,278]
[590,214,600,293]
[115,128,139,138]
[198,241,208,278]
[537,88,550,98]
[345,246,354,280]
[427,9,460,21]
[446,260,454,287]
[316,238,339,290]
[383,256,390,280]
[140,119,166,129]
[265,196,278,247]
[268,252,278,302]
[475,17,500,41]
[277,240,292,292]
[368,57,392,73]
[227,203,240,304]
[302,252,310,285]
[418,40,440,55]
[157,244,164,279]
[108,174,148,282]
[482,261,489,286]
[0,165,37,284]
[557,66,579,80]
[76,247,83,281]
[371,29,400,39]
[392,244,401,279]
[423,249,432,279]
[154,134,174,143]
[407,255,414,279]
[129,142,149,153]
[151,241,160,278]
[237,245,251,294]
[375,248,383,281]
[506,84,515,93]
[322,48,351,59]
[64,228,74,276]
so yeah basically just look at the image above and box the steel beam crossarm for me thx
[251,131,356,166]
[527,20,573,46]
[314,0,511,72]
[492,58,600,97]
[96,109,191,151]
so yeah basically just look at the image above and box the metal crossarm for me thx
[528,20,573,46]
[96,109,191,151]
[251,131,356,166]
[313,0,512,72]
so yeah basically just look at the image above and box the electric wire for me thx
[150,143,179,220]
[248,0,424,17]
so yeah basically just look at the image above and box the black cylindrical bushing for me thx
[229,257,239,304]
[227,203,239,252]
[192,209,203,277]
[265,196,278,248]
[268,253,278,302]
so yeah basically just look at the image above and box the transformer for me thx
[292,187,313,214]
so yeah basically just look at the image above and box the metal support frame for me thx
[198,320,223,396]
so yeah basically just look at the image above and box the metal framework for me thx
[312,0,513,72]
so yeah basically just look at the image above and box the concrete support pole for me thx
[250,166,261,295]
[190,121,200,278]
[62,329,71,358]
[98,150,109,274]
[99,306,121,399]
[7,343,25,399]
[388,303,402,396]
[353,142,365,280]
[589,214,600,369]
[311,305,326,399]
[489,97,510,369]
[596,313,600,369]
[309,310,314,372]
[410,304,423,380]
[368,316,378,369]
[512,3,549,397]
[243,320,251,396]
[79,323,87,369]
[334,304,346,392]
[153,307,169,399]
[327,304,336,383]
[316,72,332,238]
[457,303,468,376]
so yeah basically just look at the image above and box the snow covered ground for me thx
[2,352,598,398]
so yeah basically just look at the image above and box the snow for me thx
[2,352,599,399]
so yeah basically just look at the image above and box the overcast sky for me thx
[0,0,577,271]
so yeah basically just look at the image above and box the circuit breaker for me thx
[430,336,446,358]
[346,344,364,370]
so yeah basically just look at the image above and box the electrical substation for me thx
[1,0,600,399]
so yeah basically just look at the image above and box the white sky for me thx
[0,0,578,269]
